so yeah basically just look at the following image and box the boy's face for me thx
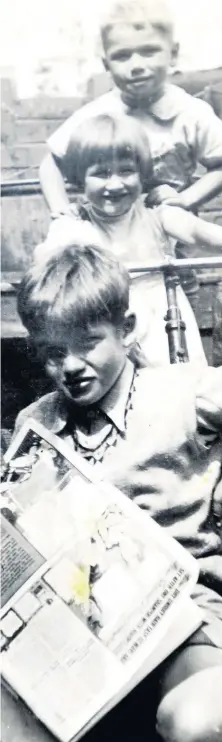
[103,24,175,106]
[84,156,142,217]
[36,321,129,407]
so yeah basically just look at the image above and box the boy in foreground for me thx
[14,241,222,741]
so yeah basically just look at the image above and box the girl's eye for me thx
[119,168,135,176]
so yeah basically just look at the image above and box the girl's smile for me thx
[84,158,142,218]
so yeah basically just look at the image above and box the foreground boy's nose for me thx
[63,354,85,375]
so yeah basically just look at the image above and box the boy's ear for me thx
[102,56,109,72]
[122,310,137,348]
[170,42,179,68]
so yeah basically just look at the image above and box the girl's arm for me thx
[161,205,222,251]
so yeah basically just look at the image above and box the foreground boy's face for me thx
[84,156,142,217]
[104,24,174,106]
[36,321,127,406]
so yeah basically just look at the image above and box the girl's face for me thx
[84,155,142,218]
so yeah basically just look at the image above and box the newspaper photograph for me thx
[1,419,202,742]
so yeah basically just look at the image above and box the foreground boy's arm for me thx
[195,368,222,593]
[161,205,222,251]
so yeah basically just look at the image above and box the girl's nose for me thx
[105,174,124,191]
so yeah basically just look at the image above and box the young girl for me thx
[38,114,222,366]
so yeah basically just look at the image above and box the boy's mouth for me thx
[65,377,94,395]
[127,76,153,87]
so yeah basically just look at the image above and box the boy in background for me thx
[39,0,222,311]
[14,240,222,742]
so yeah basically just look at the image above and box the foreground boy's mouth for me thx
[64,377,94,394]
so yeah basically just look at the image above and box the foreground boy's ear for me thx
[122,311,137,348]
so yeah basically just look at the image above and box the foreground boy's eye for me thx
[81,336,101,350]
[48,347,66,360]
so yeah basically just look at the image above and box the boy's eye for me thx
[111,51,130,62]
[82,336,101,349]
[48,347,66,360]
[141,46,161,57]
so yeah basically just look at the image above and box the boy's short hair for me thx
[18,243,130,337]
[101,0,174,49]
[64,114,152,188]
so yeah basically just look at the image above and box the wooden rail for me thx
[1,179,76,198]
[1,259,222,340]
[1,180,222,346]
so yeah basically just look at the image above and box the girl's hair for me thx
[100,0,174,49]
[63,114,153,188]
[18,242,130,337]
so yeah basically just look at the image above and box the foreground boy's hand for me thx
[198,556,222,595]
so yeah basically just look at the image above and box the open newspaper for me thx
[1,418,202,742]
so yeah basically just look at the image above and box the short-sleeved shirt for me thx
[48,84,222,191]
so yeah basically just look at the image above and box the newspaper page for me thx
[1,419,202,742]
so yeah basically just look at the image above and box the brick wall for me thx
[1,77,91,270]
[1,77,88,182]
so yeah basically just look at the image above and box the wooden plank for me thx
[212,282,222,367]
[1,294,27,338]
[195,284,214,329]
[1,194,50,272]
[1,280,216,337]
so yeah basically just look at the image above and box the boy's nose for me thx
[63,354,85,376]
[130,53,146,76]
